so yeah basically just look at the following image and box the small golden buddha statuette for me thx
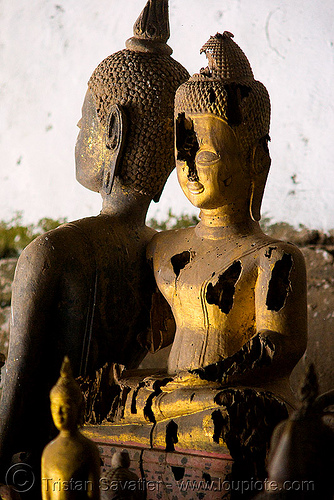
[41,357,100,500]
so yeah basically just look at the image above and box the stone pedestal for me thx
[91,435,233,499]
[83,386,287,498]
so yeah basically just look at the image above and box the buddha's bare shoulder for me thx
[23,216,101,250]
[15,218,100,283]
[148,227,305,258]
[147,226,196,261]
[256,235,306,271]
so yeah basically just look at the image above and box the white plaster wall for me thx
[1,0,334,229]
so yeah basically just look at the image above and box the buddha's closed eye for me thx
[196,150,221,164]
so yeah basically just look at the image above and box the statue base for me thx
[83,385,289,498]
[86,435,233,499]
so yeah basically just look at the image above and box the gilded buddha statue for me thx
[147,31,307,401]
[98,33,308,488]
[0,0,188,476]
[41,357,100,500]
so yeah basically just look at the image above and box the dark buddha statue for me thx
[0,0,188,475]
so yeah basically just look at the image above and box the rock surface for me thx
[291,246,334,395]
[0,259,16,356]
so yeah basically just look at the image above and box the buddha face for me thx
[51,396,79,432]
[176,114,251,211]
[75,90,105,192]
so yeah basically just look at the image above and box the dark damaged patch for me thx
[266,253,292,311]
[211,409,227,444]
[176,113,200,181]
[209,88,216,104]
[192,332,274,383]
[143,378,173,424]
[212,389,288,488]
[77,362,122,425]
[131,382,145,414]
[265,246,277,259]
[103,385,130,424]
[224,83,251,126]
[202,473,211,484]
[206,261,242,314]
[171,250,191,277]
[166,420,179,452]
[144,393,157,424]
[171,465,185,481]
[117,386,131,421]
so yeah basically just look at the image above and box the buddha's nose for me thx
[187,161,199,182]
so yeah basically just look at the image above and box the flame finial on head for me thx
[126,0,172,55]
[175,31,270,155]
[60,355,73,379]
[50,356,83,406]
[200,32,253,81]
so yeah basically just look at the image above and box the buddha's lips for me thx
[187,176,232,194]
[187,180,204,194]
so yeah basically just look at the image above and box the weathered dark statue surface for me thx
[256,365,334,499]
[0,0,188,475]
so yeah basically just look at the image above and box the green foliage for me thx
[259,215,272,234]
[37,217,66,233]
[0,213,34,258]
[0,213,67,259]
[148,209,199,231]
[0,210,328,259]
[260,216,300,240]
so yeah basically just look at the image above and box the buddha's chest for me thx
[156,242,260,315]
[155,240,262,366]
[43,444,89,488]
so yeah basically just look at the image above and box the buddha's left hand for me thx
[191,330,284,384]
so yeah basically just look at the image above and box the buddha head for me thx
[75,0,189,202]
[50,356,84,432]
[175,32,271,220]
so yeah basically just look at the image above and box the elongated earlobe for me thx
[249,138,271,221]
[102,104,127,195]
[153,188,164,203]
[250,175,267,221]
